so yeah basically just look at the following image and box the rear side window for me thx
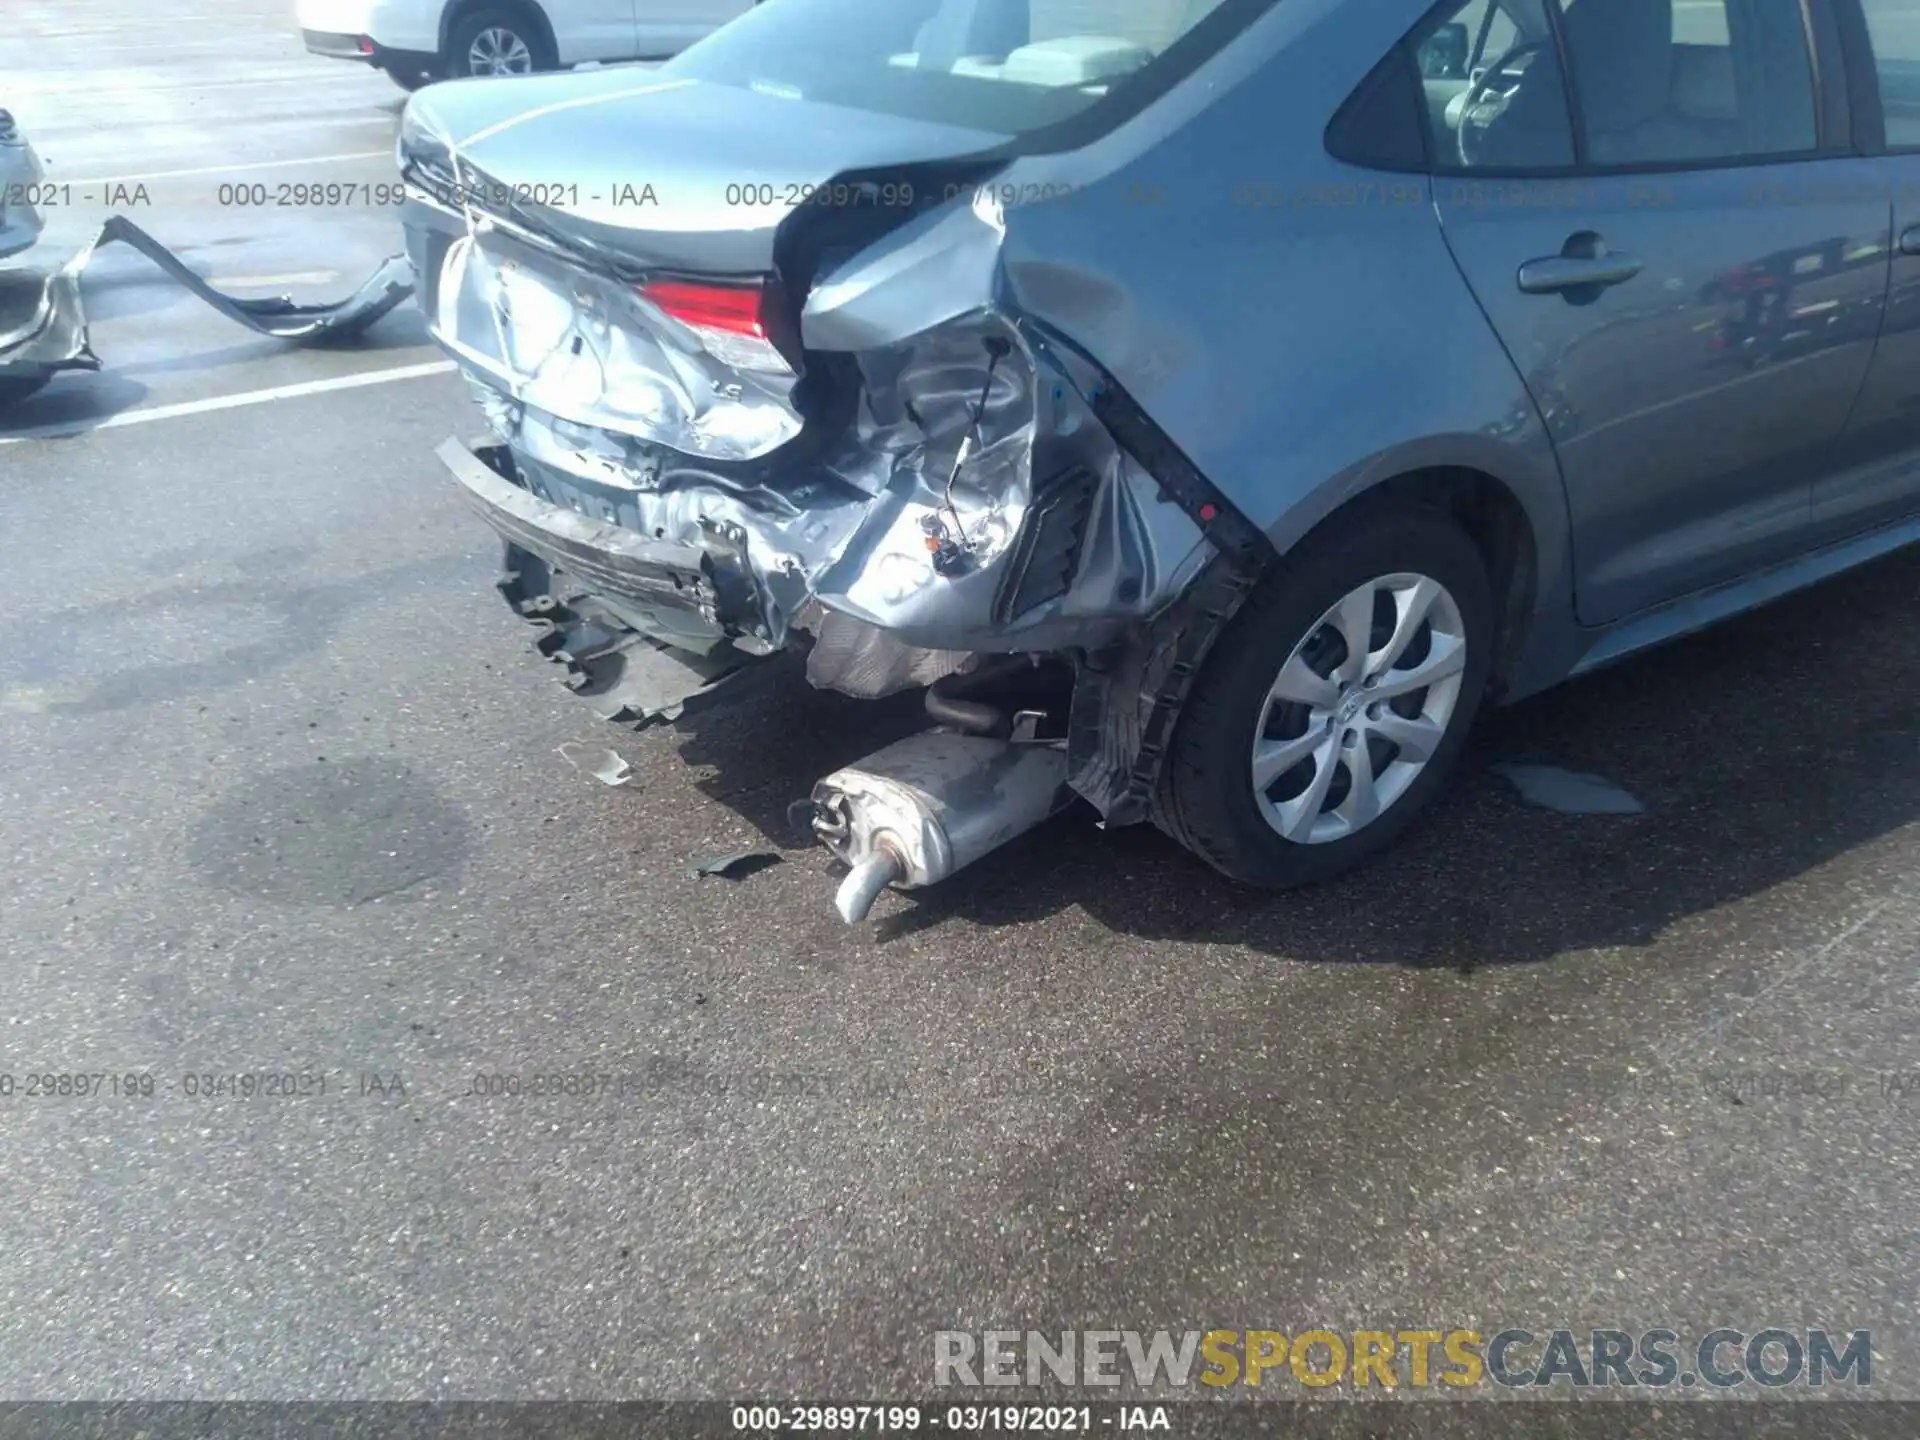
[1858,0,1920,147]
[1556,0,1816,163]
[1409,0,1576,170]
[663,0,1281,146]
[1405,0,1818,172]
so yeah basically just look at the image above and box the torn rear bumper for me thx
[403,107,1277,823]
[442,437,773,727]
[442,427,1265,826]
[439,436,746,649]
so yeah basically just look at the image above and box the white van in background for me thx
[298,0,754,89]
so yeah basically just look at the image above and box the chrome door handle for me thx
[1518,251,1644,295]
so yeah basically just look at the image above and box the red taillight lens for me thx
[641,280,767,338]
[639,279,791,376]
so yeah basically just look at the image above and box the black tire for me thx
[381,64,434,91]
[1155,504,1495,889]
[443,7,557,79]
[0,374,50,410]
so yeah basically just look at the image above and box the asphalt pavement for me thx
[1,0,1917,1415]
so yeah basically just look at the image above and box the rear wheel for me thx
[444,8,555,78]
[1156,505,1495,889]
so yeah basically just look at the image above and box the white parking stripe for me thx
[206,272,344,288]
[60,151,390,187]
[0,360,459,443]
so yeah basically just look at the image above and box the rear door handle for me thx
[1518,251,1644,295]
[1899,223,1920,256]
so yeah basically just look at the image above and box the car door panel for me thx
[1808,188,1914,537]
[1814,3,1920,533]
[544,0,639,63]
[634,0,753,57]
[1412,0,1888,626]
[1437,166,1888,625]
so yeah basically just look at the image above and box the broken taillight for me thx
[640,279,792,376]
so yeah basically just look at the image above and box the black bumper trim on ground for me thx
[2,216,412,383]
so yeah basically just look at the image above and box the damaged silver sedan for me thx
[393,0,1525,922]
[401,0,1920,918]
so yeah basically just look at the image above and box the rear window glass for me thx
[663,0,1273,142]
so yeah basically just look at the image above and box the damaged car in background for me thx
[0,108,44,264]
[0,105,413,408]
[0,104,52,406]
[401,0,1920,920]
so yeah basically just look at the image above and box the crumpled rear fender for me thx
[787,187,1270,652]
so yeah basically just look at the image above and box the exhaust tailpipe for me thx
[810,732,1073,923]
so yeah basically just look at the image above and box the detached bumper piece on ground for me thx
[0,216,413,393]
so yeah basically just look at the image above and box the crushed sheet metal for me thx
[0,259,94,379]
[1489,762,1646,816]
[799,603,969,700]
[557,742,634,787]
[688,850,783,880]
[0,215,413,380]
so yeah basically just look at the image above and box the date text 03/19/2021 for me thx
[729,1406,1164,1433]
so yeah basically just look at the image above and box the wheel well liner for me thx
[440,0,557,62]
[1063,463,1538,826]
[1291,465,1538,697]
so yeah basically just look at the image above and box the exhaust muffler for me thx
[809,731,1073,923]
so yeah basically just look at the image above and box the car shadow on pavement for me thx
[676,546,1920,970]
[105,318,435,379]
[0,373,150,436]
[673,655,936,840]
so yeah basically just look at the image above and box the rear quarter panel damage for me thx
[794,0,1571,657]
[408,0,1580,816]
[991,0,1570,614]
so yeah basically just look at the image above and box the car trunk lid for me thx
[402,71,1009,461]
[401,70,1008,277]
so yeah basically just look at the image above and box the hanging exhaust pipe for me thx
[809,731,1074,923]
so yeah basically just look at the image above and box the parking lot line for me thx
[206,271,344,288]
[0,360,458,443]
[61,152,390,187]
